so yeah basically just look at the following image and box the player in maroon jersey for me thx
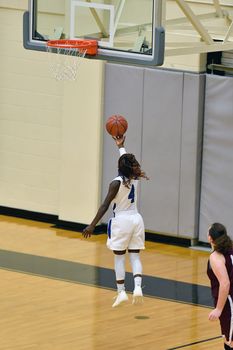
[207,223,233,349]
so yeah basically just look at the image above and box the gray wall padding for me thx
[199,75,233,242]
[179,74,205,238]
[140,69,183,235]
[140,71,204,237]
[102,63,144,221]
[102,63,205,239]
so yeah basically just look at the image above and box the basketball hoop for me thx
[46,39,98,81]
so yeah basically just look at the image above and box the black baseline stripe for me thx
[167,335,222,349]
[0,249,213,307]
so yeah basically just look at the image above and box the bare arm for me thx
[82,180,120,238]
[83,136,126,238]
[208,252,230,321]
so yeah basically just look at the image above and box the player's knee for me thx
[128,249,140,253]
[113,250,126,255]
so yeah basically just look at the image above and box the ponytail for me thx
[118,153,148,188]
[209,223,232,254]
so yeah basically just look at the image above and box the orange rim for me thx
[47,39,98,55]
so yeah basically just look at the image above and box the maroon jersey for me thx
[207,249,233,298]
[207,249,233,343]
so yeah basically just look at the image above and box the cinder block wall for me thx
[0,2,104,223]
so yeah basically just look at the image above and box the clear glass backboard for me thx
[23,0,164,66]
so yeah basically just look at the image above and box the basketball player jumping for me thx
[83,136,148,307]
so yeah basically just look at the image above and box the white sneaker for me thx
[112,290,129,307]
[132,286,143,304]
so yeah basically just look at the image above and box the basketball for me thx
[105,115,128,137]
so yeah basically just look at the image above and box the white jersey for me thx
[111,176,138,216]
[107,147,144,251]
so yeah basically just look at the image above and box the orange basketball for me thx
[105,115,128,137]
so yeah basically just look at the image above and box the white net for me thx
[47,45,87,81]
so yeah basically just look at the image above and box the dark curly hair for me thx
[208,223,232,254]
[118,153,148,188]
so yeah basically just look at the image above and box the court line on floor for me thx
[167,335,222,349]
[0,248,213,308]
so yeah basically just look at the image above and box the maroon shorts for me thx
[214,296,233,343]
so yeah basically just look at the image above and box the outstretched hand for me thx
[82,225,95,238]
[113,135,125,148]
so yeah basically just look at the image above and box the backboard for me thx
[23,0,165,66]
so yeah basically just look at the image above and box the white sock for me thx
[129,253,142,288]
[134,276,142,288]
[116,283,125,293]
[114,254,126,292]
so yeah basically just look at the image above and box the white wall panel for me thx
[0,8,62,214]
[0,5,105,222]
[58,59,104,224]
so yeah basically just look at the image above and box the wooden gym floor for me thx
[0,215,223,350]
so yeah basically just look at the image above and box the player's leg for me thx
[112,250,129,307]
[106,216,131,307]
[128,249,143,304]
[224,339,233,348]
[128,213,145,304]
[220,296,233,349]
[114,250,126,292]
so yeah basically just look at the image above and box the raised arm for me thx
[113,135,126,156]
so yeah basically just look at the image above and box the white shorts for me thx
[106,212,145,251]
